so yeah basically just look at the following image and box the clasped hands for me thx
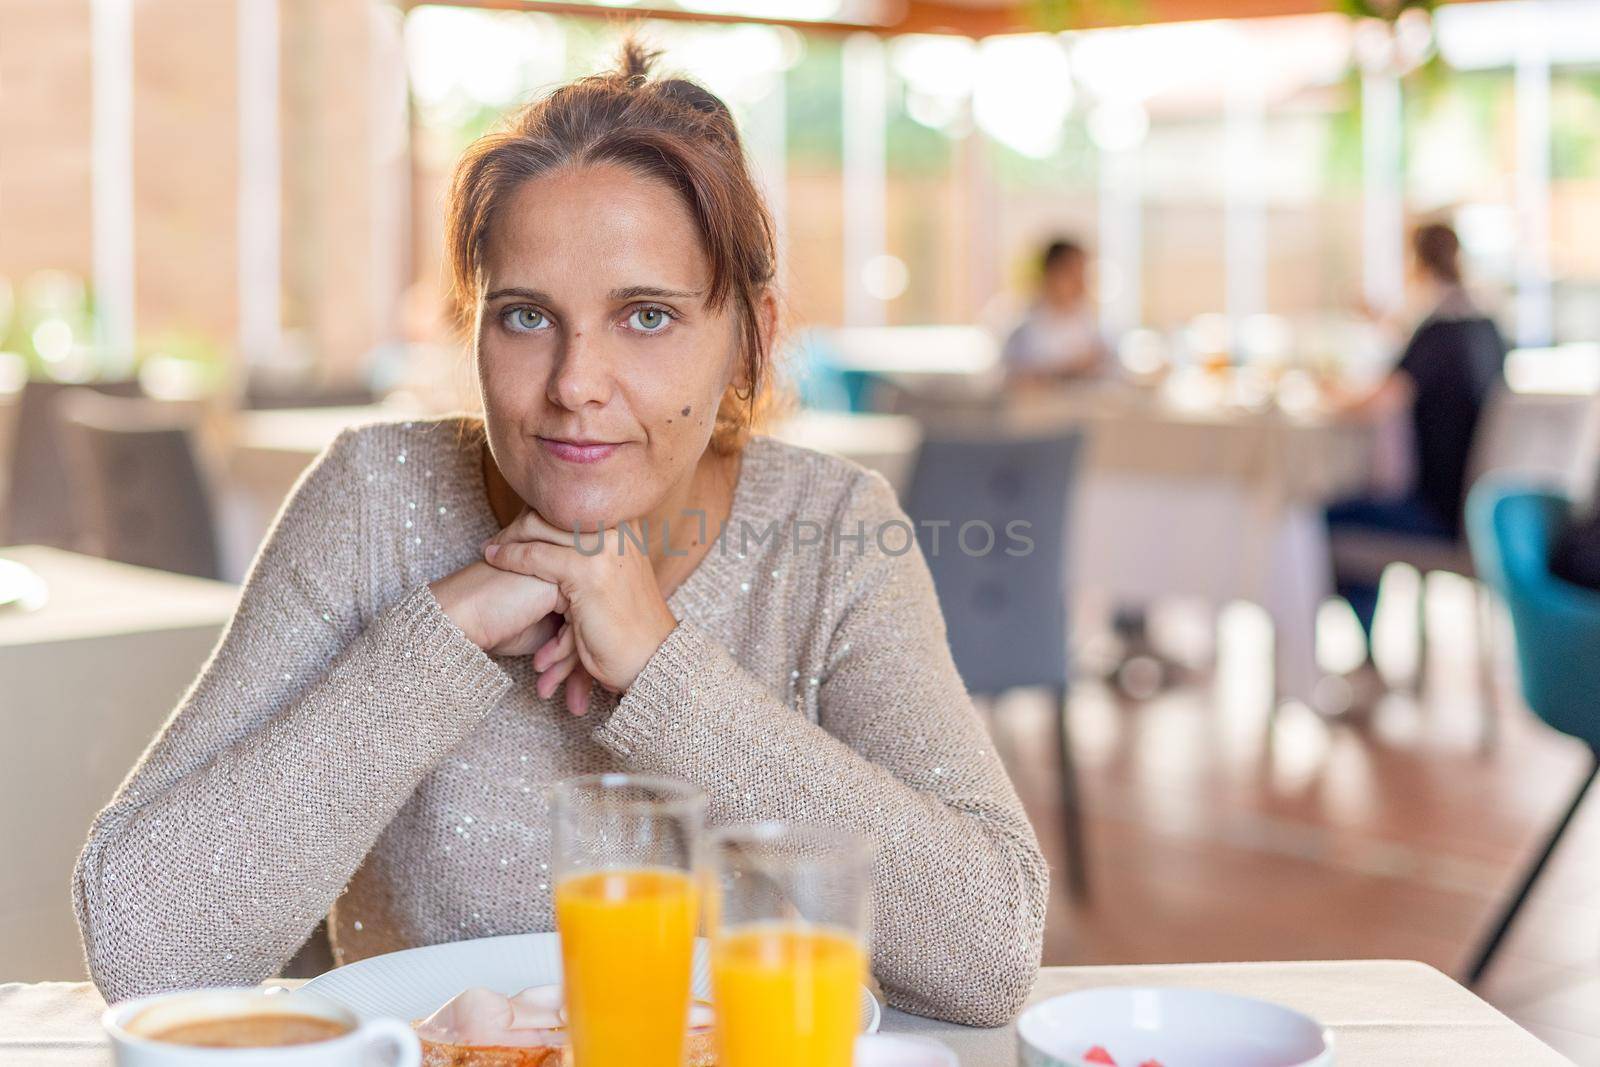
[428,510,678,717]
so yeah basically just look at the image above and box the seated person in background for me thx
[1001,238,1112,384]
[1326,221,1507,639]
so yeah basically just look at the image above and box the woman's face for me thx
[476,163,743,531]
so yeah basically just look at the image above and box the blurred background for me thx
[4,0,1600,1061]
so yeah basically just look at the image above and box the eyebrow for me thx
[484,285,705,303]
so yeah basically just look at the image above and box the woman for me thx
[72,41,1048,1027]
[1326,221,1507,639]
[1000,238,1112,385]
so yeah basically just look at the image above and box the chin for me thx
[527,477,652,535]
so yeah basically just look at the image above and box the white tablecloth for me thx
[997,387,1374,704]
[0,547,238,981]
[0,961,1570,1066]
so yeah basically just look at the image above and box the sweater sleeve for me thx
[593,470,1048,1028]
[72,428,513,1002]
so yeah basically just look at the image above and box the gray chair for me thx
[0,379,143,549]
[904,429,1089,900]
[56,389,222,580]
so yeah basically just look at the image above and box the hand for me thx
[429,560,564,657]
[482,509,678,699]
[429,560,602,716]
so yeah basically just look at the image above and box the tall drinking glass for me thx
[551,774,705,1067]
[706,822,875,1067]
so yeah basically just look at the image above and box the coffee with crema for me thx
[145,1014,351,1048]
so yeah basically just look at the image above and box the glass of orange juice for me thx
[706,822,875,1067]
[551,774,704,1067]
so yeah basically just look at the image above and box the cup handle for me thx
[358,1018,421,1067]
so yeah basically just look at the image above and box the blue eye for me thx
[628,306,672,333]
[504,307,549,333]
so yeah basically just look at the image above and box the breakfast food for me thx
[414,985,714,1067]
[415,986,565,1067]
[1083,1047,1165,1067]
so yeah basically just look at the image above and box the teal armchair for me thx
[1464,479,1600,985]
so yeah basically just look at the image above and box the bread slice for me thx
[414,986,716,1066]
[418,1033,565,1067]
[683,1027,716,1067]
[416,1026,713,1066]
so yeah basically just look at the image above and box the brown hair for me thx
[1412,222,1462,286]
[445,36,779,453]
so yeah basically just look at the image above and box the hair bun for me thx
[616,37,661,84]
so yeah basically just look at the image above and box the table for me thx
[0,547,238,982]
[219,405,923,583]
[771,409,923,492]
[0,961,1571,1065]
[1002,384,1375,705]
[219,404,422,580]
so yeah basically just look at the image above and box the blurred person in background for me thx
[1001,238,1112,385]
[1000,238,1156,687]
[1326,221,1507,643]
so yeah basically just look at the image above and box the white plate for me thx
[1018,987,1333,1067]
[305,931,882,1034]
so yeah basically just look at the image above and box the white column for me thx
[962,110,1001,326]
[1097,141,1142,341]
[91,0,135,374]
[1360,68,1405,315]
[1514,11,1553,347]
[745,72,789,292]
[369,0,409,353]
[841,32,886,328]
[1224,67,1266,353]
[237,0,282,368]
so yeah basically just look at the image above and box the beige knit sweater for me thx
[72,417,1048,1026]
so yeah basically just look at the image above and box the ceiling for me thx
[451,0,1479,36]
[899,0,1465,34]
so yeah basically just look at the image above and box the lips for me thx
[537,436,624,464]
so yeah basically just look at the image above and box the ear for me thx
[738,286,778,391]
[756,287,778,359]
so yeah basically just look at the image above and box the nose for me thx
[546,330,615,412]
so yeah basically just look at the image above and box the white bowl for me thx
[1017,987,1334,1067]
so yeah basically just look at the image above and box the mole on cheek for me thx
[680,405,691,417]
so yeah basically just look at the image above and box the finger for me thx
[488,508,584,549]
[565,669,593,718]
[509,613,561,658]
[533,621,574,672]
[536,653,579,700]
[484,539,572,584]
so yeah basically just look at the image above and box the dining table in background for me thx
[216,403,425,581]
[1004,382,1376,707]
[218,393,1368,704]
[0,960,1572,1066]
[780,380,1375,707]
[217,403,924,583]
[0,546,239,983]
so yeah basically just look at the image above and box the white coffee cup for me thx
[103,987,420,1067]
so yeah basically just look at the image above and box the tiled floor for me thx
[1002,574,1600,1065]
